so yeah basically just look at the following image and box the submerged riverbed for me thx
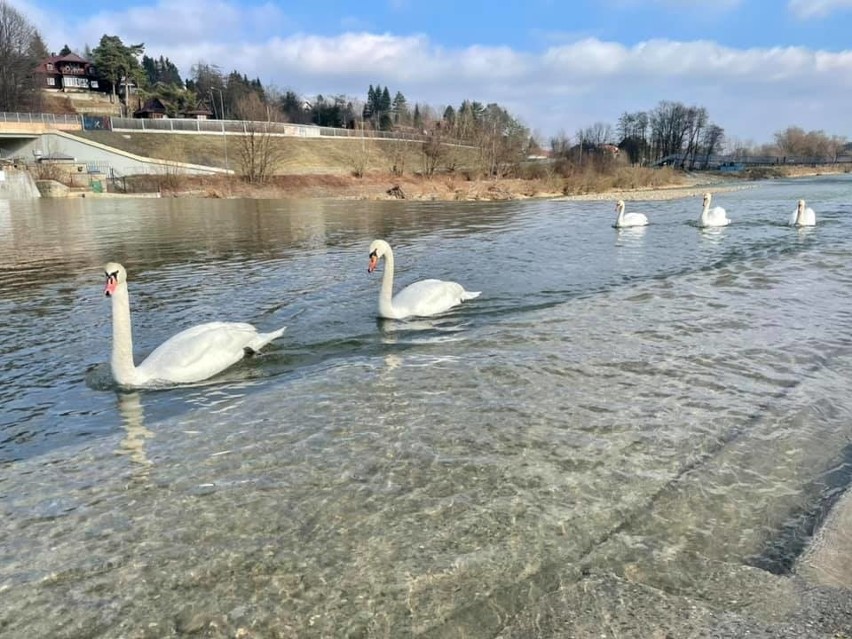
[1,177,852,637]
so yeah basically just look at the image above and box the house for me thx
[35,53,103,93]
[133,98,168,119]
[181,107,214,120]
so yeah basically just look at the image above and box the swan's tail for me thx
[248,326,286,352]
[462,290,481,301]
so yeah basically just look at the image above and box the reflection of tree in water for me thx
[116,391,154,480]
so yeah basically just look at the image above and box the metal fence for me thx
[0,112,82,126]
[106,116,466,144]
[0,111,472,146]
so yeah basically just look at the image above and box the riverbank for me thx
[152,164,849,203]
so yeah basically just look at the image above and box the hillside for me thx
[71,130,480,176]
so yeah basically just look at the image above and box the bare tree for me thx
[0,1,48,111]
[475,103,528,177]
[700,124,725,168]
[774,126,842,160]
[682,106,708,169]
[579,122,613,147]
[421,127,446,177]
[617,111,650,165]
[550,131,572,159]
[234,93,284,183]
[828,134,848,163]
[774,126,807,157]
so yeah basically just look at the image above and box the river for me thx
[1,177,851,637]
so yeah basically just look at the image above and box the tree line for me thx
[1,0,847,180]
[550,101,726,169]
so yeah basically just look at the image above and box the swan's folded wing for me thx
[137,322,259,383]
[393,279,472,317]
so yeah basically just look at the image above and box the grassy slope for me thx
[71,130,479,176]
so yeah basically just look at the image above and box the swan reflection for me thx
[699,226,726,244]
[116,391,154,477]
[376,316,467,346]
[615,225,647,247]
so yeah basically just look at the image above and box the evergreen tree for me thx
[364,85,376,118]
[142,55,158,85]
[91,35,145,104]
[391,90,408,125]
[59,44,72,56]
[379,86,392,129]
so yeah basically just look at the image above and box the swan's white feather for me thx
[137,322,286,385]
[103,262,285,387]
[789,200,816,227]
[699,193,730,228]
[613,201,649,228]
[391,279,481,319]
[368,240,480,320]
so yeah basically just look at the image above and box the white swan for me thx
[613,199,649,228]
[699,192,730,228]
[367,239,480,319]
[103,262,285,387]
[789,199,816,227]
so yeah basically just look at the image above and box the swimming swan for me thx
[699,192,730,228]
[613,199,649,228]
[789,199,816,227]
[103,262,285,387]
[367,239,480,319]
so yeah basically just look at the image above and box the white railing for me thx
[106,116,470,145]
[0,111,474,147]
[0,112,82,126]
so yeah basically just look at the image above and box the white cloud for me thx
[29,0,852,143]
[788,0,852,19]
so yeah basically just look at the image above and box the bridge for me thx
[0,111,466,178]
[651,152,852,170]
[0,112,231,176]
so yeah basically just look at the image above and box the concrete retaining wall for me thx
[14,131,229,177]
[0,167,40,198]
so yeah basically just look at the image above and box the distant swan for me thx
[699,192,730,228]
[103,262,285,387]
[367,239,480,319]
[789,199,816,227]
[613,199,649,228]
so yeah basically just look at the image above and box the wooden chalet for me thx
[133,98,168,119]
[34,53,103,93]
[181,107,214,120]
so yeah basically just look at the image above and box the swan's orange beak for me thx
[368,253,378,273]
[104,275,117,297]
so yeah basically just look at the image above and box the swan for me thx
[103,262,285,387]
[789,199,816,227]
[613,199,649,228]
[367,239,480,319]
[698,192,730,228]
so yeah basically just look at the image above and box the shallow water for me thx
[1,178,852,637]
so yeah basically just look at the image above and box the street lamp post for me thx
[210,88,229,172]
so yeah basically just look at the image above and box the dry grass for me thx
[70,131,711,201]
[558,165,683,195]
[71,131,480,176]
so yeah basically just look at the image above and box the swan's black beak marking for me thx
[368,250,378,273]
[104,271,119,297]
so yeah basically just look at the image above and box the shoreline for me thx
[152,166,849,203]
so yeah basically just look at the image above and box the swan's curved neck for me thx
[796,204,804,224]
[110,284,138,385]
[378,247,397,318]
[616,207,624,225]
[700,199,710,223]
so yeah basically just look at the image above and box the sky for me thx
[15,0,852,147]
